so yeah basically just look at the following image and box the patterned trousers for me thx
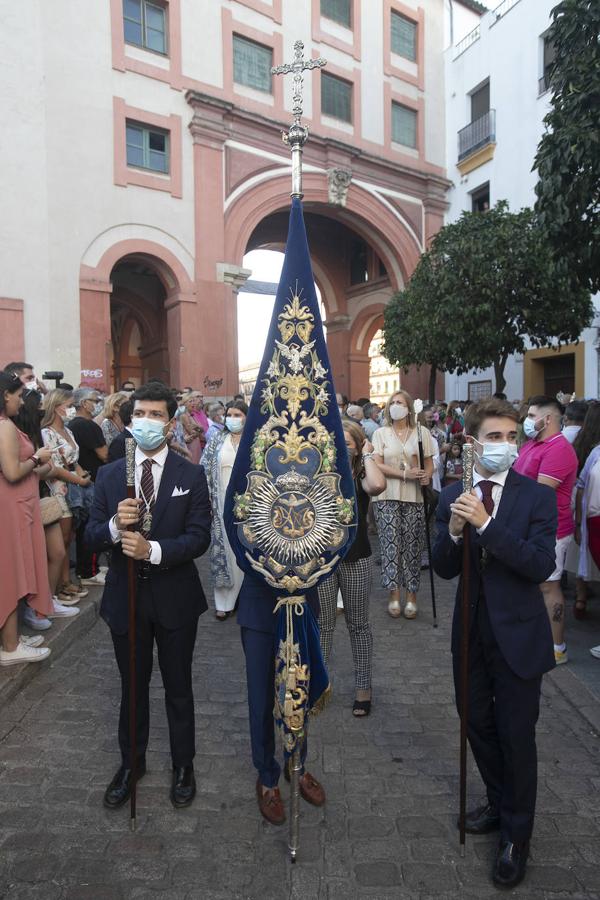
[373,500,425,593]
[318,556,373,691]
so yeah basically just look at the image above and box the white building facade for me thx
[443,0,598,403]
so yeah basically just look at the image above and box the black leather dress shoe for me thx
[492,839,529,889]
[171,765,196,808]
[103,761,146,809]
[457,802,500,835]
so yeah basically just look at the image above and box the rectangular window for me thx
[233,35,273,93]
[471,81,490,122]
[392,102,417,149]
[471,182,490,213]
[123,0,167,54]
[126,122,169,173]
[391,11,417,62]
[320,0,351,27]
[539,34,556,92]
[321,72,352,123]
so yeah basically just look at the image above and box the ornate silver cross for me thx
[271,40,327,198]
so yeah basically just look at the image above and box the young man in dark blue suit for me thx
[86,384,211,810]
[238,572,326,825]
[433,399,557,890]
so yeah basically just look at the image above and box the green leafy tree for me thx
[534,0,600,294]
[383,202,592,398]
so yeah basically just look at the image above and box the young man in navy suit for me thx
[433,399,557,890]
[86,383,211,810]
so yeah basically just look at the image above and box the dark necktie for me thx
[139,458,155,538]
[479,480,495,517]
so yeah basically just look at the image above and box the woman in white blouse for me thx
[371,391,434,619]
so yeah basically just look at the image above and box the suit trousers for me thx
[453,595,541,843]
[241,626,307,789]
[111,582,198,768]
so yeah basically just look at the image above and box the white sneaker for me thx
[0,641,51,667]
[590,645,600,659]
[20,634,45,648]
[79,572,105,586]
[49,598,80,618]
[23,607,52,631]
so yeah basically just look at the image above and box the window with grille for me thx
[123,0,167,54]
[391,11,416,62]
[321,72,352,123]
[321,0,351,27]
[233,35,273,93]
[392,102,417,149]
[126,122,169,173]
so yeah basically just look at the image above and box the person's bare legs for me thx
[59,518,72,587]
[540,580,565,645]
[45,521,66,595]
[0,609,19,652]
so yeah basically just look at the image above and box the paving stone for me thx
[353,861,401,887]
[1,555,600,899]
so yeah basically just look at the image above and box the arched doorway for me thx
[79,237,197,394]
[110,256,170,389]
[243,204,396,399]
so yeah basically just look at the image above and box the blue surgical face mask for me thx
[476,441,518,474]
[523,417,541,439]
[131,417,167,451]
[176,405,186,417]
[226,416,244,433]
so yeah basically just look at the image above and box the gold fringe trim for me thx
[310,682,332,718]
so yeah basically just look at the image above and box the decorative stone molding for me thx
[327,168,353,207]
[216,262,252,293]
[325,314,352,333]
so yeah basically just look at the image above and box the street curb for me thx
[0,589,102,705]
[547,665,600,734]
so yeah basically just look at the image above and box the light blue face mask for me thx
[176,405,186,418]
[523,417,541,439]
[226,416,244,434]
[476,441,518,474]
[131,417,167,451]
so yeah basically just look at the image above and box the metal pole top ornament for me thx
[271,41,327,198]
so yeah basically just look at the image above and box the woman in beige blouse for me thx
[372,390,434,619]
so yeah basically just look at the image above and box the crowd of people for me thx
[3,363,600,888]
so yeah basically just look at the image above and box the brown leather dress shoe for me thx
[256,778,286,825]
[298,771,326,807]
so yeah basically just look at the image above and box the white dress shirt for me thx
[450,466,509,543]
[108,444,169,564]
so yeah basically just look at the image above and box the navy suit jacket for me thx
[85,449,211,635]
[433,467,557,680]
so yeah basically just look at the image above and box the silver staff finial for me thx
[271,40,327,199]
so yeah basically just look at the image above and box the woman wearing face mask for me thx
[41,389,92,604]
[201,401,248,620]
[318,421,386,716]
[372,391,435,619]
[0,373,55,665]
[100,392,128,447]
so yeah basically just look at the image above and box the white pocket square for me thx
[171,486,190,497]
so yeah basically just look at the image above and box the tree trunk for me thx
[493,358,507,395]
[428,364,438,403]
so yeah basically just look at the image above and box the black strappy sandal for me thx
[352,698,371,717]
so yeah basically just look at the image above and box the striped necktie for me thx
[139,458,155,538]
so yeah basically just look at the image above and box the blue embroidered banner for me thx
[224,197,357,748]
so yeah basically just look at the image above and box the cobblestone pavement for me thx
[1,552,600,900]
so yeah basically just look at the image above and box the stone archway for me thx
[79,238,196,392]
[230,174,421,399]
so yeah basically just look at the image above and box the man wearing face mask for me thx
[433,399,557,889]
[513,396,578,666]
[85,383,212,810]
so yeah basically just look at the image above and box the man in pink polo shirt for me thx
[514,396,578,665]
